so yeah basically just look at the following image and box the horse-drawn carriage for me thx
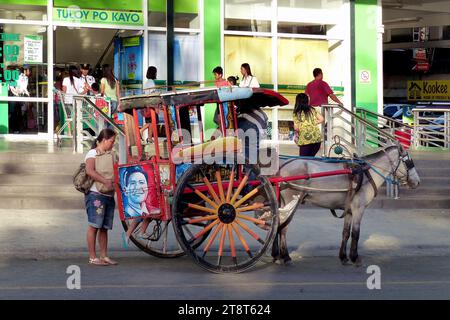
[115,86,420,273]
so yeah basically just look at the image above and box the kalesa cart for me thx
[115,87,354,273]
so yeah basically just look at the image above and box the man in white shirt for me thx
[80,63,96,94]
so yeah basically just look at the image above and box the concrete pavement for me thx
[1,207,450,299]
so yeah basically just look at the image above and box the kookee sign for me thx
[407,80,450,101]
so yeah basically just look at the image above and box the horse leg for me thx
[279,225,292,265]
[349,208,364,266]
[339,212,352,265]
[271,231,281,262]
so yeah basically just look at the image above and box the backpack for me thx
[73,163,93,194]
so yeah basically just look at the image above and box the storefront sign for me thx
[123,36,140,47]
[0,33,20,42]
[24,35,43,64]
[407,80,450,101]
[0,33,21,87]
[53,7,144,26]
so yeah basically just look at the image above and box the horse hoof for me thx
[353,257,362,267]
[340,257,350,265]
[272,258,283,265]
[284,259,293,266]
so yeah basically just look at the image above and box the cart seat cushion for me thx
[173,136,242,162]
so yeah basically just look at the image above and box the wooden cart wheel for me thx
[121,219,185,258]
[121,195,212,258]
[172,163,279,273]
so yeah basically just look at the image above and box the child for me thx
[91,82,101,97]
[227,76,238,86]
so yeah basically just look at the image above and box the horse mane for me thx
[362,145,399,161]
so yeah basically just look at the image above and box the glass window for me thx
[278,22,329,35]
[278,0,344,10]
[277,38,345,105]
[0,2,47,20]
[149,0,167,27]
[148,32,200,84]
[1,24,48,98]
[7,101,47,134]
[149,0,199,29]
[224,35,272,88]
[225,0,272,32]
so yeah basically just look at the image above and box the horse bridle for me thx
[383,146,415,185]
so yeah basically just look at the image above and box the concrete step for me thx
[379,187,450,196]
[0,195,84,210]
[370,195,450,209]
[415,176,450,186]
[0,174,73,185]
[0,162,80,175]
[0,185,76,195]
[0,152,84,164]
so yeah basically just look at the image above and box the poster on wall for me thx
[24,35,43,64]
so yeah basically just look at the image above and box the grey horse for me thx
[268,144,420,266]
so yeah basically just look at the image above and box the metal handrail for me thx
[356,107,413,130]
[73,95,125,136]
[412,107,450,149]
[412,108,450,112]
[322,104,399,142]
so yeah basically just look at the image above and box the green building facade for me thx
[0,0,382,140]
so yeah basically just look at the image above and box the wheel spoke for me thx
[200,170,222,205]
[226,166,235,202]
[202,222,223,258]
[193,219,220,240]
[217,224,228,265]
[227,224,237,265]
[188,215,218,224]
[188,183,219,209]
[183,224,195,239]
[162,221,169,254]
[231,223,253,258]
[235,219,265,245]
[236,213,270,227]
[230,174,249,205]
[233,186,261,208]
[236,202,265,213]
[187,203,217,215]
[215,171,226,203]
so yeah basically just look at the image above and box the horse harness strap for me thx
[364,168,378,198]
[330,162,377,219]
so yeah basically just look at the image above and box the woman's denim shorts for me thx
[85,192,115,230]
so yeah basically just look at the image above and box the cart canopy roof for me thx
[119,87,289,114]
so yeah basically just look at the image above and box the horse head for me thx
[394,144,420,189]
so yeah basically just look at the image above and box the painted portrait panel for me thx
[115,162,160,220]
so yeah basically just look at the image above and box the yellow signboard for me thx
[407,80,450,101]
